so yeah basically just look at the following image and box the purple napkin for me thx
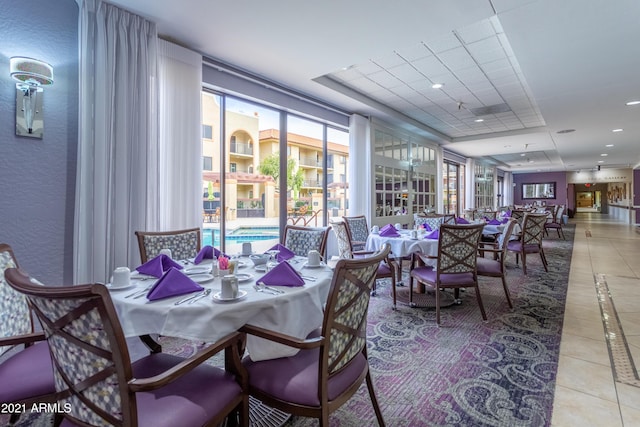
[194,245,224,264]
[379,224,400,237]
[504,210,512,217]
[146,267,203,301]
[456,217,470,224]
[267,244,295,262]
[424,229,439,240]
[422,223,432,232]
[488,219,501,225]
[501,218,510,224]
[136,254,183,278]
[257,261,304,287]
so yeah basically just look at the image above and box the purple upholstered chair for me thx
[241,245,391,426]
[477,219,519,308]
[4,267,249,427]
[544,204,566,239]
[507,212,549,275]
[0,243,56,425]
[409,223,485,325]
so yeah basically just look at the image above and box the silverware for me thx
[253,284,279,295]
[125,285,152,299]
[174,289,210,305]
[187,289,212,304]
[256,281,284,294]
[300,275,316,282]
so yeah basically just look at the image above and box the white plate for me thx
[184,266,211,275]
[106,282,135,290]
[254,265,267,273]
[237,261,248,268]
[212,290,248,303]
[189,273,214,283]
[303,262,326,269]
[235,273,253,282]
[130,271,157,280]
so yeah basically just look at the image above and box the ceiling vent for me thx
[469,103,511,116]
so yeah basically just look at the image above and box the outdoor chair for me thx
[409,223,485,325]
[507,212,549,275]
[240,245,390,426]
[4,267,249,427]
[0,244,56,425]
[477,219,519,308]
[135,227,201,263]
[331,221,397,309]
[544,204,566,239]
[282,224,330,258]
[342,215,370,251]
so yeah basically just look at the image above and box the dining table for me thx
[109,255,333,362]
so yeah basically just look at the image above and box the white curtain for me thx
[157,40,202,230]
[503,171,514,206]
[75,0,158,283]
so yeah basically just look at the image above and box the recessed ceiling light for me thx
[520,153,526,157]
[504,145,511,148]
[612,128,623,132]
[474,119,484,122]
[431,83,444,89]
[605,144,614,147]
[626,100,640,106]
[598,160,605,163]
[600,153,608,156]
[557,129,575,134]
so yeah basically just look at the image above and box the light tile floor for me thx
[551,213,640,427]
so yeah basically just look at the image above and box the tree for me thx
[258,153,304,195]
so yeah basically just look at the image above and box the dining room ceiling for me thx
[110,0,640,174]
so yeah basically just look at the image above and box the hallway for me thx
[551,213,640,426]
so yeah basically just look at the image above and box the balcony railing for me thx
[230,141,253,156]
[302,180,323,188]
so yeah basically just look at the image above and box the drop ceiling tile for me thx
[437,46,476,70]
[407,79,435,91]
[354,61,384,75]
[455,19,497,44]
[395,43,432,62]
[348,77,385,92]
[455,66,489,84]
[387,63,427,84]
[424,32,462,54]
[372,52,407,69]
[412,56,449,78]
[331,67,362,82]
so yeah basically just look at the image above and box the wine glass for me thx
[265,249,280,271]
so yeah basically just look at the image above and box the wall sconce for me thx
[9,57,54,138]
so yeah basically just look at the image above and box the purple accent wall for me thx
[513,172,568,207]
[0,0,79,284]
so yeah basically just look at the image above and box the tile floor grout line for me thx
[594,272,640,387]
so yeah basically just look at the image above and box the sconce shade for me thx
[10,57,54,86]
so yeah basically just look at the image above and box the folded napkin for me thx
[266,244,295,262]
[488,219,502,225]
[257,261,304,287]
[194,245,224,264]
[424,229,439,240]
[504,210,512,217]
[456,217,470,224]
[146,267,203,301]
[136,254,183,278]
[422,223,432,232]
[501,218,510,224]
[379,224,400,237]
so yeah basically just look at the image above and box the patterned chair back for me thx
[283,225,330,257]
[135,228,201,263]
[3,272,136,426]
[555,205,565,222]
[414,214,444,230]
[322,244,390,375]
[330,220,353,259]
[436,224,484,275]
[511,210,527,226]
[522,213,548,247]
[0,243,32,356]
[342,216,369,244]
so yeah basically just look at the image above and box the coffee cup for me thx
[411,230,418,239]
[111,267,130,288]
[307,250,322,267]
[242,242,252,256]
[221,275,239,299]
[159,248,172,258]
[371,225,380,234]
[395,223,402,230]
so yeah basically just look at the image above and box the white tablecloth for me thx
[365,231,439,265]
[110,257,332,361]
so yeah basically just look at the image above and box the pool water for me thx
[202,226,279,248]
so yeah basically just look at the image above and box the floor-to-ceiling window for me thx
[474,163,495,209]
[443,161,465,216]
[201,90,349,253]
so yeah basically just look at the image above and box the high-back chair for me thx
[409,223,485,325]
[442,214,456,225]
[135,227,201,263]
[4,268,249,427]
[414,214,444,231]
[342,215,369,251]
[282,224,330,258]
[510,210,528,227]
[544,204,566,239]
[240,245,391,426]
[477,220,519,308]
[331,220,397,309]
[0,244,56,423]
[507,213,549,275]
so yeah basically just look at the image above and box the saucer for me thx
[212,290,248,303]
[184,266,211,275]
[189,273,214,283]
[106,282,135,290]
[254,265,267,273]
[303,262,325,269]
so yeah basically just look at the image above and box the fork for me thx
[257,281,285,294]
[253,284,279,295]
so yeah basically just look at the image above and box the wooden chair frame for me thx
[508,213,549,275]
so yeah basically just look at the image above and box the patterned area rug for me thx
[160,226,574,427]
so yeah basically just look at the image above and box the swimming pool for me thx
[202,226,280,248]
